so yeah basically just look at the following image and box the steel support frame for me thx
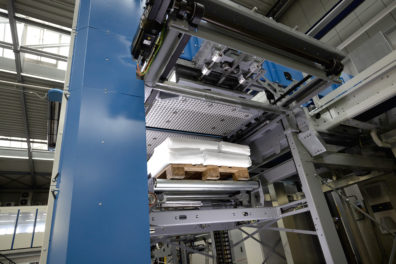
[238,228,286,260]
[150,207,278,227]
[42,1,150,263]
[309,50,396,132]
[282,116,348,264]
[313,152,396,170]
[7,0,36,188]
[153,81,285,114]
[0,12,71,36]
[150,200,312,238]
[0,40,68,61]
[168,18,340,81]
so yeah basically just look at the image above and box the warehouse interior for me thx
[0,0,396,263]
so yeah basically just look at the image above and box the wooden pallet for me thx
[154,164,249,181]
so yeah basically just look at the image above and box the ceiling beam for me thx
[0,174,31,187]
[7,0,36,188]
[0,11,71,35]
[0,40,68,61]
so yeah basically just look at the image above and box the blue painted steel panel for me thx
[46,0,150,263]
[263,61,304,87]
[180,36,203,61]
[76,0,144,41]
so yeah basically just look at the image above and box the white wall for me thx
[280,0,396,75]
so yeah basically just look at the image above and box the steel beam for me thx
[269,182,309,263]
[0,248,41,263]
[306,0,362,39]
[313,153,396,170]
[0,147,54,160]
[262,227,317,236]
[0,12,71,35]
[282,116,348,264]
[331,192,362,263]
[321,171,389,192]
[238,228,286,260]
[151,222,239,237]
[232,220,279,247]
[260,159,297,183]
[0,174,31,187]
[337,1,396,50]
[310,50,396,131]
[7,0,36,188]
[150,207,278,227]
[168,14,343,81]
[0,41,68,61]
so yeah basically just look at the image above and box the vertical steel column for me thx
[282,116,347,264]
[44,1,150,263]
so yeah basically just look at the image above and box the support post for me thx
[43,1,150,263]
[282,116,347,264]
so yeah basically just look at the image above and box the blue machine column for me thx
[45,0,150,263]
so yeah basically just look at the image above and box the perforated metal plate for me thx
[146,96,261,136]
[146,129,219,158]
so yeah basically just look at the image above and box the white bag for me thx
[218,141,250,156]
[203,150,251,167]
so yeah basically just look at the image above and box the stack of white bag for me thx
[147,137,251,177]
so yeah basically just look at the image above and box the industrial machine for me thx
[130,1,396,263]
[38,0,396,264]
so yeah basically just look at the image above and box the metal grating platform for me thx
[146,96,261,136]
[145,129,220,158]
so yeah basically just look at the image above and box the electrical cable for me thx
[136,27,166,77]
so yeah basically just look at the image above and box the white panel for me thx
[344,33,370,54]
[190,253,214,264]
[367,15,396,37]
[300,0,326,26]
[32,209,46,248]
[355,0,386,25]
[279,1,310,32]
[349,32,392,72]
[0,209,17,250]
[229,229,248,264]
[242,227,265,264]
[387,27,396,49]
[13,209,35,249]
[22,60,65,82]
[336,18,362,41]
[323,33,343,48]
